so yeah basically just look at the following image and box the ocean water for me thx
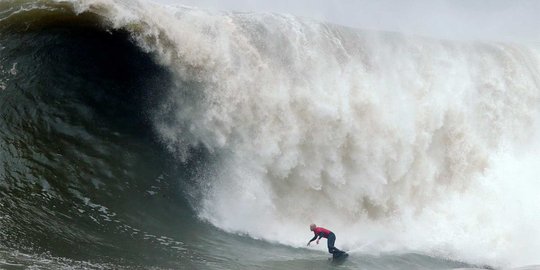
[0,0,539,269]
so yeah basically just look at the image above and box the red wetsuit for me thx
[312,227,332,238]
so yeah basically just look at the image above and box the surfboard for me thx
[329,251,348,261]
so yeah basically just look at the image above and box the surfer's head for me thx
[310,224,316,231]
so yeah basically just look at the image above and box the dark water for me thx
[0,3,489,269]
[0,8,203,268]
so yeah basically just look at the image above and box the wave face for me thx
[0,2,208,268]
[1,0,540,269]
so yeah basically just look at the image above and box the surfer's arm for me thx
[307,234,317,244]
[315,232,324,244]
[308,233,325,246]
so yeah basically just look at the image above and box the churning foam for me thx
[68,0,540,267]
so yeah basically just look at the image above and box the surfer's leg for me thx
[328,233,343,254]
[327,233,336,254]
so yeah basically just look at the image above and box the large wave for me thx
[4,0,540,268]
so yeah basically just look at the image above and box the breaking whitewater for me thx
[0,0,539,269]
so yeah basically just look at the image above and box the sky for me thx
[155,0,540,43]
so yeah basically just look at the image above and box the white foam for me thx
[66,0,540,267]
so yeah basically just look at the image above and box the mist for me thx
[155,0,540,43]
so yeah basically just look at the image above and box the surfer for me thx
[307,224,345,256]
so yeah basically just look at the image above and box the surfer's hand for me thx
[307,242,310,246]
[316,240,319,244]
